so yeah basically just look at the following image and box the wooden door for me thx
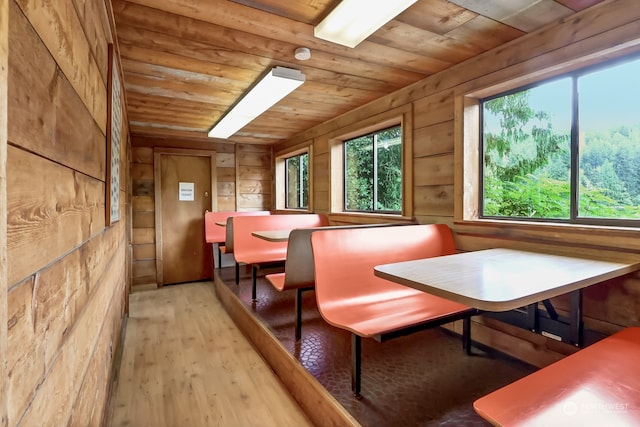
[156,150,215,285]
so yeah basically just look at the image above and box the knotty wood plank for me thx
[413,91,455,127]
[132,196,154,212]
[132,228,154,245]
[9,4,106,181]
[370,20,478,63]
[6,277,42,426]
[18,246,125,426]
[8,225,124,425]
[132,243,155,260]
[131,146,153,164]
[414,185,455,217]
[216,167,236,183]
[14,0,107,133]
[228,0,334,24]
[413,121,454,158]
[454,221,640,253]
[71,0,110,84]
[413,154,454,186]
[116,0,431,79]
[556,0,604,11]
[236,166,271,181]
[238,180,270,195]
[6,146,105,286]
[448,0,574,32]
[0,0,8,423]
[216,181,235,197]
[397,0,477,35]
[132,211,154,228]
[131,134,234,152]
[110,282,314,427]
[445,15,524,51]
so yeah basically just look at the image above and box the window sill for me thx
[273,208,311,214]
[453,218,640,254]
[455,218,640,234]
[329,212,415,224]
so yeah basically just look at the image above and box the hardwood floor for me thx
[108,281,313,427]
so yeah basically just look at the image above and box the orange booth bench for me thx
[204,210,269,268]
[474,326,640,426]
[310,224,478,397]
[266,223,414,341]
[231,213,329,299]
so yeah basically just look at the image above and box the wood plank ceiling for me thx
[111,0,605,145]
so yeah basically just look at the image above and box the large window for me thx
[343,125,402,213]
[481,55,640,225]
[285,152,308,209]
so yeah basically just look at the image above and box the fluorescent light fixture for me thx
[314,0,418,48]
[208,66,305,139]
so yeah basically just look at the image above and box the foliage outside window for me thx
[481,55,640,225]
[285,153,308,209]
[344,125,402,213]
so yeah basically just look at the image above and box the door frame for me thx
[154,147,217,286]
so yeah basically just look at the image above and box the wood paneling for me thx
[413,121,454,158]
[9,7,105,180]
[413,154,455,187]
[14,0,107,133]
[6,1,127,425]
[110,0,597,144]
[130,146,156,287]
[0,0,8,423]
[236,144,272,210]
[7,145,105,285]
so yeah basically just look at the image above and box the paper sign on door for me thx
[179,182,195,201]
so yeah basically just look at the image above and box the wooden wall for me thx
[275,0,640,367]
[5,1,128,425]
[1,0,8,424]
[130,136,271,288]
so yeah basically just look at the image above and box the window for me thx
[343,125,402,213]
[328,105,412,217]
[275,146,311,211]
[480,55,640,225]
[285,152,308,209]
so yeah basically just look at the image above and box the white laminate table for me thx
[374,248,640,312]
[251,229,291,242]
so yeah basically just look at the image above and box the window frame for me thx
[328,105,413,219]
[459,52,640,229]
[479,55,640,227]
[284,151,309,210]
[274,144,312,212]
[342,124,403,214]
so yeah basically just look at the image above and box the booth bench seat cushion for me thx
[473,326,640,427]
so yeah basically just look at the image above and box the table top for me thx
[374,248,640,312]
[251,229,291,242]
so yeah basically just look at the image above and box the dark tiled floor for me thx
[218,266,535,427]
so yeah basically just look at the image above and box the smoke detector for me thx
[294,47,311,61]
